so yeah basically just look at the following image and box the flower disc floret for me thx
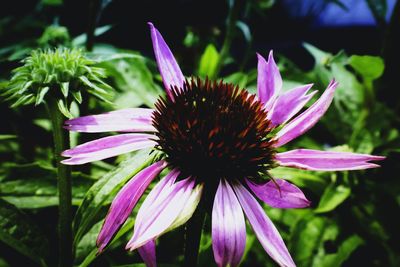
[152,77,277,184]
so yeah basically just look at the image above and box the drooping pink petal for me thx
[233,183,295,267]
[274,79,338,147]
[96,160,167,252]
[61,134,157,165]
[257,51,282,109]
[148,22,185,100]
[212,179,246,267]
[246,179,311,209]
[64,108,155,133]
[275,149,385,171]
[138,240,157,267]
[126,176,201,251]
[268,84,316,127]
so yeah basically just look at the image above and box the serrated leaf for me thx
[0,199,49,266]
[35,87,49,106]
[315,184,351,213]
[73,149,156,247]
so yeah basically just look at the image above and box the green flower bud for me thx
[1,48,113,117]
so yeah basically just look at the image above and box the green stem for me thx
[86,0,101,51]
[48,98,72,267]
[183,205,206,267]
[215,0,243,77]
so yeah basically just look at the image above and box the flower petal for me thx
[126,175,201,251]
[148,22,185,100]
[138,240,157,267]
[268,84,316,127]
[257,51,282,109]
[165,182,203,234]
[96,160,167,252]
[275,149,385,171]
[61,133,157,165]
[274,79,338,147]
[233,183,295,267]
[246,179,311,209]
[212,179,246,267]
[64,108,155,133]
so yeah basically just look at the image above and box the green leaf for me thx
[76,218,135,267]
[72,91,82,104]
[97,48,163,108]
[270,167,327,193]
[57,99,73,118]
[198,44,220,79]
[41,0,62,6]
[72,25,113,46]
[0,199,48,266]
[223,72,248,89]
[290,215,363,267]
[61,82,69,97]
[35,86,49,106]
[0,162,93,209]
[315,184,351,213]
[349,55,385,81]
[73,149,156,247]
[313,235,364,267]
[0,135,17,141]
[304,43,331,66]
[88,52,143,63]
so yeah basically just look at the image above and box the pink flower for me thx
[62,23,384,267]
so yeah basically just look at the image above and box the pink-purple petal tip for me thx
[138,240,157,267]
[257,51,282,109]
[274,79,338,147]
[276,149,385,171]
[148,22,185,100]
[247,178,311,209]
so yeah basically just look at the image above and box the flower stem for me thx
[86,0,101,51]
[48,98,73,267]
[183,204,206,267]
[215,0,243,77]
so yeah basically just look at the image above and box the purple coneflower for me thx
[62,23,384,267]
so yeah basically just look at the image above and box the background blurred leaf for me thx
[315,184,351,213]
[349,55,384,81]
[198,44,220,79]
[0,199,49,267]
[0,162,93,209]
[95,45,163,108]
[290,214,363,267]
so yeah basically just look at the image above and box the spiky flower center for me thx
[153,78,276,185]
